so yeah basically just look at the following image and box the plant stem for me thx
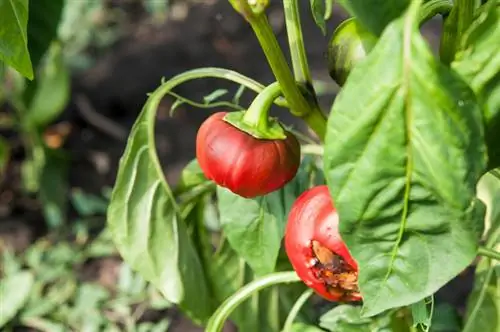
[282,289,314,332]
[440,0,475,64]
[462,261,494,332]
[478,246,500,260]
[456,0,475,40]
[419,0,453,24]
[243,81,282,129]
[249,14,327,140]
[205,271,301,332]
[283,0,312,84]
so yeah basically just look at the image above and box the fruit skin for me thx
[327,18,378,86]
[196,112,300,198]
[284,185,361,302]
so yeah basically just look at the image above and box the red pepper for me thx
[285,185,361,302]
[196,112,300,198]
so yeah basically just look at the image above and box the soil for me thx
[0,1,468,331]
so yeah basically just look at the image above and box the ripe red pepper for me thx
[196,112,300,198]
[284,185,361,302]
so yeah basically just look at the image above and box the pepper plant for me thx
[106,0,500,331]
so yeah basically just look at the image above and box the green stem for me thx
[283,0,312,84]
[205,271,301,332]
[282,289,314,332]
[440,0,475,64]
[462,261,494,332]
[242,81,282,129]
[227,0,327,140]
[249,14,327,140]
[250,14,311,116]
[419,0,453,24]
[456,0,475,40]
[478,246,500,260]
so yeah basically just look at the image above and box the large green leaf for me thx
[323,2,486,317]
[336,0,409,36]
[217,158,320,276]
[26,0,64,70]
[0,271,34,327]
[107,88,212,324]
[452,4,500,169]
[0,0,33,79]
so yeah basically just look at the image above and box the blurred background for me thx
[0,1,453,331]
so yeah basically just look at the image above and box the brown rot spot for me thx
[310,240,360,300]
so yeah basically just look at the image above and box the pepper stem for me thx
[242,81,282,131]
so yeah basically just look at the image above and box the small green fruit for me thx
[327,18,378,86]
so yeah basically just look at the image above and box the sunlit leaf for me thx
[0,271,34,328]
[324,3,486,317]
[217,159,320,275]
[107,83,212,324]
[0,0,33,79]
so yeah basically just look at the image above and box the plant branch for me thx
[243,13,327,140]
[462,262,494,332]
[478,246,500,260]
[205,271,301,332]
[456,0,475,40]
[283,0,312,84]
[419,0,453,24]
[282,289,314,332]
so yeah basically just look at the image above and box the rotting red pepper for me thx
[284,185,361,302]
[196,111,300,198]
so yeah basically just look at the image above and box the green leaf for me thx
[185,192,308,332]
[319,305,397,332]
[217,159,315,276]
[463,254,499,332]
[25,42,70,127]
[310,0,327,35]
[410,297,433,331]
[70,188,108,217]
[0,271,34,328]
[0,136,9,178]
[107,87,212,324]
[288,322,324,332]
[27,0,64,70]
[452,4,500,169]
[429,303,460,332]
[175,159,208,193]
[336,0,409,36]
[39,147,69,228]
[205,240,305,332]
[0,0,33,79]
[323,2,487,317]
[21,277,76,318]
